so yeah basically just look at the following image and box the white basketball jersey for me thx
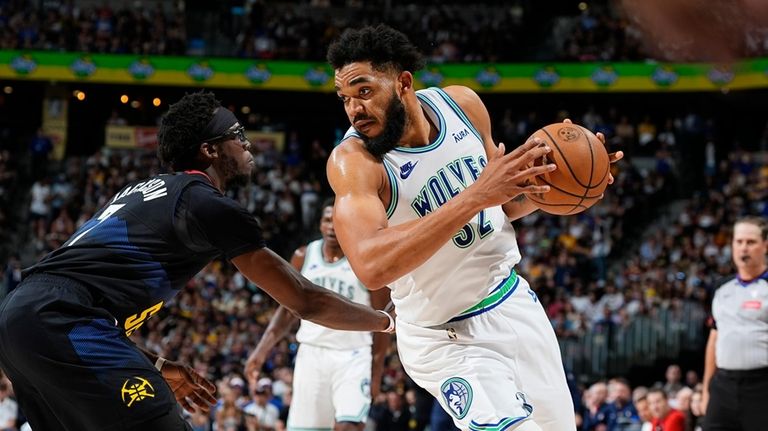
[343,87,521,326]
[295,240,372,349]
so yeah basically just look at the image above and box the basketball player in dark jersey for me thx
[0,91,395,431]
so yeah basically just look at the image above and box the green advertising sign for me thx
[2,50,767,93]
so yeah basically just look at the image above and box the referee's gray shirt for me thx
[712,274,768,370]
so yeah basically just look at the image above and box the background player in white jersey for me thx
[326,25,622,431]
[245,198,391,431]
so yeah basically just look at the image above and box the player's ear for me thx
[199,142,218,161]
[398,71,413,94]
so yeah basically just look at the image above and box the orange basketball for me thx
[526,123,610,216]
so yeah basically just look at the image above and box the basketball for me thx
[526,123,610,216]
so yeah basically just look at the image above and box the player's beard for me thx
[359,92,407,159]
[221,152,250,190]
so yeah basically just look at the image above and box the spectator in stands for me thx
[215,384,245,431]
[370,390,412,431]
[276,387,291,431]
[663,364,684,398]
[28,176,51,250]
[647,388,685,431]
[606,378,641,431]
[674,387,692,414]
[244,378,279,431]
[633,392,652,431]
[685,371,700,389]
[688,389,704,431]
[583,382,610,430]
[28,128,52,180]
[1,255,21,300]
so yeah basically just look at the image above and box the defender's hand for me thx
[162,361,217,413]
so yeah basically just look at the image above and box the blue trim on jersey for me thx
[341,129,362,144]
[432,87,483,142]
[382,160,399,219]
[394,91,446,153]
[68,319,144,371]
[448,272,519,322]
[94,218,174,299]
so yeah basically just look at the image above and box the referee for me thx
[703,216,768,431]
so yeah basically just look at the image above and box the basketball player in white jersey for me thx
[326,25,622,431]
[245,198,391,431]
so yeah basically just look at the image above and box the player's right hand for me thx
[470,139,555,208]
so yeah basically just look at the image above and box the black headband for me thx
[200,107,239,142]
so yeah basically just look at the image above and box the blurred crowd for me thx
[576,364,705,431]
[0,146,18,256]
[2,0,767,62]
[0,0,186,55]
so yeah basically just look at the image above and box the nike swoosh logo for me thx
[400,161,418,179]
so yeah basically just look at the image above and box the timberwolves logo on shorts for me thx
[441,377,473,419]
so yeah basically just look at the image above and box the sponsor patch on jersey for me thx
[121,376,155,407]
[441,377,473,419]
[742,300,762,310]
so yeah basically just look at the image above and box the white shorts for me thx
[287,343,372,430]
[396,274,574,431]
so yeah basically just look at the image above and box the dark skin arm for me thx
[243,246,393,399]
[369,287,392,399]
[232,248,392,332]
[244,247,305,380]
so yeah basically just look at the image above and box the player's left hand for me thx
[563,118,624,185]
[162,361,218,413]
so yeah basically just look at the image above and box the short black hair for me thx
[327,24,425,73]
[157,91,220,171]
[320,196,335,211]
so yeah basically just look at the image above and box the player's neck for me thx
[322,242,344,263]
[398,101,437,148]
[203,167,225,193]
[737,263,768,282]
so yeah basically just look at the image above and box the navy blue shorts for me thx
[0,274,182,431]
